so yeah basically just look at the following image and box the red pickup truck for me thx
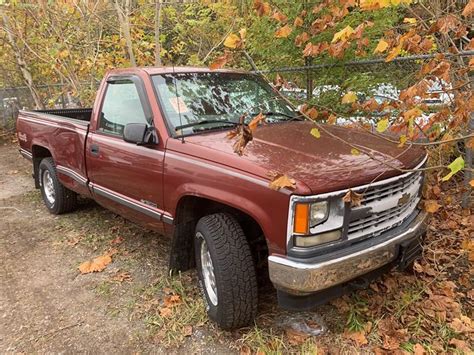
[17,67,428,329]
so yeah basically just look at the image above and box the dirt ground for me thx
[1,140,472,354]
[0,142,234,353]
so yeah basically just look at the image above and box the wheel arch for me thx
[169,194,269,278]
[31,144,53,188]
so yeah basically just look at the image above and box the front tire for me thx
[39,158,78,214]
[194,213,258,329]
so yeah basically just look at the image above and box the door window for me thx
[99,80,148,136]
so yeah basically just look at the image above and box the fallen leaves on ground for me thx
[275,24,292,38]
[110,236,124,245]
[343,330,368,346]
[285,328,309,345]
[373,38,389,53]
[377,316,408,350]
[112,271,132,283]
[79,252,113,274]
[424,199,441,213]
[331,182,473,353]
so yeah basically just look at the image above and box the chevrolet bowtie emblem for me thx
[398,192,411,206]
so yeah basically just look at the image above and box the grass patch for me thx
[133,273,208,347]
[238,325,287,353]
[95,280,114,296]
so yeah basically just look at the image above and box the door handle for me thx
[90,144,100,156]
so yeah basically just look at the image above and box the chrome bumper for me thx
[268,211,429,295]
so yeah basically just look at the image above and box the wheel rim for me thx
[197,232,218,306]
[42,170,55,205]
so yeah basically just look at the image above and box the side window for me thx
[99,80,148,136]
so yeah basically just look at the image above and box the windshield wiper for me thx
[174,119,239,131]
[250,111,297,120]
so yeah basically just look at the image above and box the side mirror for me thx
[123,123,158,145]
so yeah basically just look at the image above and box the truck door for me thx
[86,75,167,233]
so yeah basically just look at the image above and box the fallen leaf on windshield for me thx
[79,253,113,274]
[248,112,266,133]
[268,171,296,190]
[227,116,253,155]
[342,189,363,207]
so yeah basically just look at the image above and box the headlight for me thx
[293,201,329,234]
[310,201,328,227]
[290,197,344,247]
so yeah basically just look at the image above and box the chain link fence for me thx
[257,51,473,112]
[0,82,99,131]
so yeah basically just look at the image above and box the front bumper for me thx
[268,210,428,295]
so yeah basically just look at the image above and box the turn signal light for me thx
[293,203,309,234]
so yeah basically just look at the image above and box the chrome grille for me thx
[348,170,423,240]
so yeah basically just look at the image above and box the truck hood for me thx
[180,121,426,194]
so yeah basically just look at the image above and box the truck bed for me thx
[34,108,92,122]
[17,107,92,198]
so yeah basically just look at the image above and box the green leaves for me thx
[442,156,465,181]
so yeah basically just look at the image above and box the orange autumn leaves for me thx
[79,250,116,274]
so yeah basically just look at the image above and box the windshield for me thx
[152,72,296,136]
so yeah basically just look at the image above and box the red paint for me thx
[17,67,425,256]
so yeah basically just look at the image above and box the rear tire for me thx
[194,213,258,329]
[39,158,78,214]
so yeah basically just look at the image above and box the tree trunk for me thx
[113,0,136,67]
[154,1,162,66]
[1,11,43,109]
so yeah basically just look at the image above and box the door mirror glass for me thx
[123,123,158,145]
